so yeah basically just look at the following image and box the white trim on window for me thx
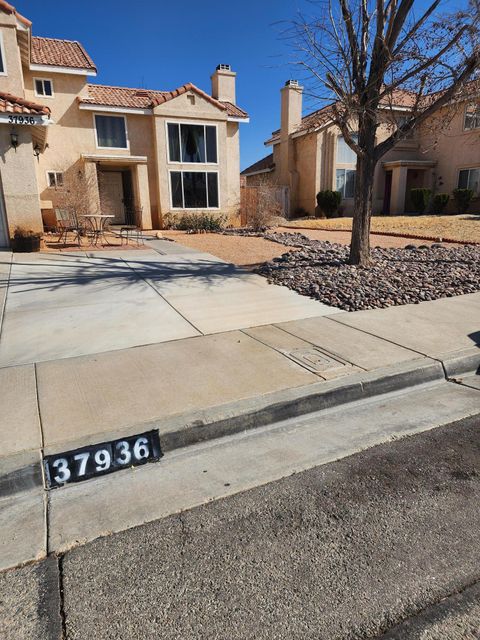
[457,166,480,194]
[34,77,54,98]
[93,113,130,151]
[46,171,64,189]
[168,170,220,210]
[463,102,480,131]
[165,120,219,165]
[0,32,8,77]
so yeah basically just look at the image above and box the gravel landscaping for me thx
[256,232,480,311]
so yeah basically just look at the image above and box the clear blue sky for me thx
[16,0,315,170]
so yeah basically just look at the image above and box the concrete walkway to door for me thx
[0,239,339,366]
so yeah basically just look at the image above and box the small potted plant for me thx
[12,226,42,252]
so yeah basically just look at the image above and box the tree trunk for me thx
[349,120,378,266]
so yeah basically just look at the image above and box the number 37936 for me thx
[44,431,162,488]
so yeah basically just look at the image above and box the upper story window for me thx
[167,123,217,164]
[0,32,7,76]
[464,103,480,131]
[95,115,128,149]
[47,171,64,188]
[458,167,480,194]
[337,135,358,164]
[34,78,54,98]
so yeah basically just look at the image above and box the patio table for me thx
[82,214,115,247]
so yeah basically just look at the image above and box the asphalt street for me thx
[1,414,479,640]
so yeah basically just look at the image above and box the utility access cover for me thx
[287,348,346,374]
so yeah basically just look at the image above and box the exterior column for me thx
[83,160,101,214]
[0,127,43,236]
[133,164,152,229]
[390,166,408,215]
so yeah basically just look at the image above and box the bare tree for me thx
[54,161,100,222]
[290,0,480,264]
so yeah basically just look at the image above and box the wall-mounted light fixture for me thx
[33,143,41,158]
[10,131,19,152]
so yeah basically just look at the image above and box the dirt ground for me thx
[274,227,447,248]
[282,215,480,244]
[161,230,295,266]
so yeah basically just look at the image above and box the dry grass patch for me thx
[283,215,480,244]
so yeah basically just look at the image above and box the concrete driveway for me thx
[0,240,339,366]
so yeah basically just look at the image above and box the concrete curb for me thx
[155,357,445,452]
[0,357,449,497]
[441,347,480,378]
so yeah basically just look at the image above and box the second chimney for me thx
[211,64,236,104]
[280,80,303,137]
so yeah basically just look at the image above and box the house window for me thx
[95,115,128,149]
[464,103,480,130]
[167,123,217,163]
[170,171,219,208]
[336,168,356,198]
[47,171,64,188]
[337,135,358,164]
[0,32,7,76]
[34,78,53,98]
[458,168,480,194]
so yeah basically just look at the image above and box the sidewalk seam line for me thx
[119,256,204,336]
[238,328,328,379]
[272,323,368,370]
[0,252,12,344]
[34,362,49,555]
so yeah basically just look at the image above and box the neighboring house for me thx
[242,79,479,217]
[0,1,248,247]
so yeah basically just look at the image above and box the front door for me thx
[99,171,125,224]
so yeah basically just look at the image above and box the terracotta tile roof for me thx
[79,82,249,119]
[0,0,30,26]
[0,91,50,115]
[81,84,168,109]
[31,36,96,71]
[220,100,249,119]
[241,153,274,175]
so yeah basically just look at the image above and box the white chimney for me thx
[211,64,236,104]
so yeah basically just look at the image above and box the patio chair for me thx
[54,209,83,246]
[119,206,145,246]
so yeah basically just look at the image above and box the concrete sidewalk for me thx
[0,241,337,366]
[1,238,479,571]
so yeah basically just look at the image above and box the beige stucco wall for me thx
[418,105,480,213]
[0,127,43,235]
[0,17,25,96]
[153,90,239,226]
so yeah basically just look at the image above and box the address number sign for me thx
[44,430,162,489]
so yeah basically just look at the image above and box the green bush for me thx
[431,193,450,215]
[410,188,432,214]
[452,188,474,215]
[316,190,342,218]
[176,212,226,233]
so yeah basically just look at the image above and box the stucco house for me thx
[0,1,248,247]
[242,79,479,217]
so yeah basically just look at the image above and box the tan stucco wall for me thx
[294,132,317,215]
[0,18,25,95]
[153,90,240,226]
[418,105,480,213]
[0,127,43,235]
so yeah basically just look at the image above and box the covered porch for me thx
[82,154,153,230]
[382,160,437,215]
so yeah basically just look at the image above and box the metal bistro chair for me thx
[119,205,145,246]
[54,208,83,247]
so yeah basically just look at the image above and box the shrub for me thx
[248,184,283,231]
[452,188,474,215]
[176,212,226,233]
[431,193,450,215]
[12,227,42,252]
[316,190,342,218]
[410,188,432,214]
